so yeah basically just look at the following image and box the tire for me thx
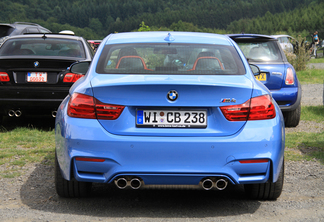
[283,103,301,127]
[55,153,92,198]
[244,160,284,200]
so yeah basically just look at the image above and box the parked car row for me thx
[1,24,301,200]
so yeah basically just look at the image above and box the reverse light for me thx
[67,93,125,120]
[0,72,10,82]
[285,67,295,85]
[220,94,276,121]
[63,73,84,82]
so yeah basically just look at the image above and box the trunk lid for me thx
[254,62,286,90]
[90,74,254,137]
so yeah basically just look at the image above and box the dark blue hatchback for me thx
[228,34,301,127]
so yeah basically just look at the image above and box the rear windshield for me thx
[96,43,246,75]
[0,26,14,38]
[235,40,282,62]
[0,38,86,58]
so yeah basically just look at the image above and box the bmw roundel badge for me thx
[34,61,39,68]
[167,90,178,101]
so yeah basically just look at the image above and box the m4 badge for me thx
[221,98,236,103]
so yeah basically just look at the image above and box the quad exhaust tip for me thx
[115,177,142,190]
[201,178,228,191]
[114,177,228,190]
[8,110,22,117]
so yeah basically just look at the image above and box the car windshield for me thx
[0,26,13,38]
[235,40,282,62]
[96,43,246,75]
[0,38,85,58]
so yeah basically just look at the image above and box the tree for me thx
[138,21,150,31]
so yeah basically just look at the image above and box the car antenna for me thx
[42,33,47,40]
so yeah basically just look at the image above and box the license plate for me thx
[27,72,47,82]
[136,110,207,128]
[255,72,266,81]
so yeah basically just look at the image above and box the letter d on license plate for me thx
[136,109,207,128]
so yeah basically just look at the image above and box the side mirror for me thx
[70,61,91,75]
[249,64,261,76]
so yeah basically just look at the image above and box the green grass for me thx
[301,106,324,122]
[308,57,324,64]
[285,132,324,164]
[285,105,324,164]
[297,69,324,84]
[0,127,55,178]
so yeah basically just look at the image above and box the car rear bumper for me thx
[55,102,285,187]
[0,86,70,115]
[271,82,301,112]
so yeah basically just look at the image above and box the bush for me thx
[285,35,311,71]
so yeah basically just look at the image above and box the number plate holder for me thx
[136,109,207,128]
[27,72,47,82]
[255,72,267,81]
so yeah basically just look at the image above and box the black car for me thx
[0,22,51,45]
[0,33,94,123]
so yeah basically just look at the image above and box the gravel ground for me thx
[0,84,323,222]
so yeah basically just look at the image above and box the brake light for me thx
[63,73,84,82]
[67,93,124,120]
[0,72,10,82]
[285,67,294,85]
[220,95,276,121]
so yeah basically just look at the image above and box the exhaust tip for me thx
[52,111,57,118]
[202,179,214,190]
[215,179,228,190]
[130,178,142,189]
[8,110,15,117]
[115,178,128,189]
[15,110,22,117]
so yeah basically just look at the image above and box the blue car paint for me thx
[55,101,284,185]
[55,31,285,189]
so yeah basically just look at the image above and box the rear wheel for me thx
[55,153,92,198]
[244,160,284,200]
[283,104,301,127]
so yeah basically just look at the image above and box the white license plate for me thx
[136,110,207,128]
[27,72,47,82]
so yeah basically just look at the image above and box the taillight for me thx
[220,95,276,121]
[285,67,294,85]
[67,93,124,120]
[63,73,84,83]
[0,72,10,82]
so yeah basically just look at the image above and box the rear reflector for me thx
[67,93,125,120]
[239,159,269,164]
[220,94,276,121]
[63,73,84,82]
[75,157,105,162]
[0,72,10,82]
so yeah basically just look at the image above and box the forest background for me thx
[0,0,324,41]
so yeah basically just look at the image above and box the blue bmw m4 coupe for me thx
[55,31,285,200]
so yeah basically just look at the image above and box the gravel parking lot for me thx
[0,82,323,222]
